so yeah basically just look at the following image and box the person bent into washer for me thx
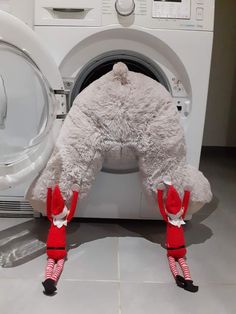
[157,177,198,293]
[42,183,79,295]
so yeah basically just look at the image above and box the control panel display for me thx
[152,0,191,19]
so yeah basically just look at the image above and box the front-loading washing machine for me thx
[0,0,215,218]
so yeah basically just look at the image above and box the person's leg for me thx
[45,258,55,279]
[42,258,57,295]
[178,257,198,293]
[28,109,104,203]
[168,256,178,278]
[51,258,65,282]
[168,256,185,288]
[178,257,192,280]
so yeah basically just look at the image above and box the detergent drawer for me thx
[35,0,102,26]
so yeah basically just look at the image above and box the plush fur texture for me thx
[28,63,212,212]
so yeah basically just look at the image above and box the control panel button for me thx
[115,0,135,16]
[196,7,204,21]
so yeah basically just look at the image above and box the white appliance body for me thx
[0,0,215,219]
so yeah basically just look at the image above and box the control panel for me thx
[102,0,215,31]
[149,0,214,30]
[33,0,214,31]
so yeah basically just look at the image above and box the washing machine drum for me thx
[29,63,212,212]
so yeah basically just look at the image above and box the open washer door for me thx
[0,11,65,190]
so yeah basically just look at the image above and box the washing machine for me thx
[0,0,215,218]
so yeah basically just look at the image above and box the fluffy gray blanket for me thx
[28,63,212,213]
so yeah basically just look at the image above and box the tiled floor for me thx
[0,149,236,314]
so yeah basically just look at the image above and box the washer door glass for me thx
[0,42,56,165]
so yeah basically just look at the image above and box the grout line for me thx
[61,278,236,287]
[117,237,122,314]
[117,238,121,281]
[63,279,120,283]
[2,276,236,287]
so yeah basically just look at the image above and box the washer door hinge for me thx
[54,89,68,119]
[56,113,67,119]
[54,89,66,95]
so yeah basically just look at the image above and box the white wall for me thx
[203,0,236,147]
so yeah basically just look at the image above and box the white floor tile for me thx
[0,218,31,231]
[0,254,45,279]
[118,237,172,283]
[0,278,119,314]
[63,237,119,280]
[120,282,236,314]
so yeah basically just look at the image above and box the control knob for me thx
[115,0,135,16]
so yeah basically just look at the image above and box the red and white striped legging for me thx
[168,256,192,280]
[45,258,65,282]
